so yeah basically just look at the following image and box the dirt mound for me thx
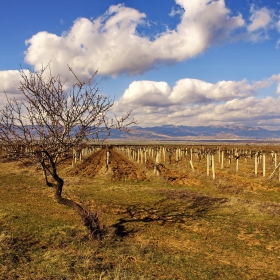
[67,148,105,177]
[110,149,147,181]
[67,148,146,181]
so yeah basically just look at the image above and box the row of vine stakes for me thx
[1,143,280,181]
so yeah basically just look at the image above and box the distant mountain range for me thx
[109,125,280,140]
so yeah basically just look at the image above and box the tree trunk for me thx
[43,160,106,240]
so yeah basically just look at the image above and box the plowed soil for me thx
[110,149,146,181]
[67,148,105,177]
[68,148,146,181]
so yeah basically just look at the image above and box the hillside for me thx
[109,125,280,140]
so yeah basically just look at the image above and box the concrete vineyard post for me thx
[190,160,194,172]
[157,149,161,164]
[175,149,179,164]
[263,153,266,177]
[207,154,210,176]
[154,152,160,176]
[106,150,110,169]
[145,150,147,164]
[221,150,224,169]
[255,154,258,175]
[212,153,215,180]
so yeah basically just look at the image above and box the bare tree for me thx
[0,65,134,239]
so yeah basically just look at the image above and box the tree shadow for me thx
[113,189,228,237]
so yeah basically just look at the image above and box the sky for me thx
[1,0,280,129]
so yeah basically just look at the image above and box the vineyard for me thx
[1,142,280,279]
[68,143,280,187]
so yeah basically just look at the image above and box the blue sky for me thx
[1,0,280,129]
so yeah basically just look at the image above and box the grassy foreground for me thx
[1,157,280,280]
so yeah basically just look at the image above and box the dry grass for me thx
[1,145,280,279]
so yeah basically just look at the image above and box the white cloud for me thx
[270,74,280,94]
[169,78,254,104]
[246,6,277,42]
[169,79,213,104]
[247,7,272,33]
[116,95,280,128]
[169,6,184,17]
[118,77,256,108]
[114,74,280,129]
[0,70,21,95]
[120,81,171,106]
[24,0,245,78]
[0,70,22,104]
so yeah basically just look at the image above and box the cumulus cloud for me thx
[121,81,171,106]
[114,74,280,129]
[22,0,280,78]
[118,77,256,107]
[212,96,280,122]
[0,70,22,104]
[24,0,245,78]
[116,95,280,128]
[169,79,254,104]
[270,74,280,94]
[0,70,21,95]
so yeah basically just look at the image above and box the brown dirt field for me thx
[110,149,146,181]
[67,148,146,181]
[67,148,106,177]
